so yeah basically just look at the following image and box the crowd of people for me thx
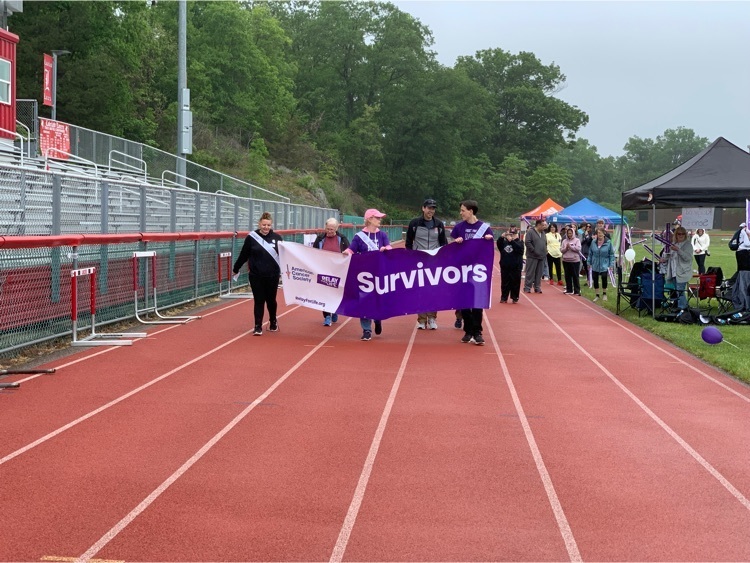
[231,202,742,343]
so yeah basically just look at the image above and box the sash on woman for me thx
[250,231,280,266]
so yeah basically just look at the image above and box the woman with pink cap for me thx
[345,208,393,341]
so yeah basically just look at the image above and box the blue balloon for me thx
[701,326,723,345]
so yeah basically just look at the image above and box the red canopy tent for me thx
[520,198,564,222]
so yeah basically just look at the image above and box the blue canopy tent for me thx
[549,198,626,225]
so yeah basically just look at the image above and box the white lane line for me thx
[77,317,352,562]
[8,300,248,386]
[575,300,750,403]
[0,304,297,468]
[329,325,418,563]
[484,321,582,562]
[522,296,750,514]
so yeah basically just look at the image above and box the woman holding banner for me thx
[313,218,350,326]
[344,209,392,341]
[233,212,283,336]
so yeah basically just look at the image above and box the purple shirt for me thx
[451,220,494,241]
[347,229,392,254]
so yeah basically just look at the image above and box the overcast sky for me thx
[393,1,750,158]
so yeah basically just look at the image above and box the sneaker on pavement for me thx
[361,330,372,341]
[549,279,554,285]
[331,314,339,323]
[253,325,263,336]
[323,315,332,327]
[461,333,473,344]
[269,321,279,332]
[512,298,519,303]
[558,280,564,286]
[454,319,462,329]
[500,299,508,303]
[417,321,426,330]
[534,289,543,294]
[427,318,438,330]
[473,334,485,346]
[523,288,532,293]
[374,320,382,335]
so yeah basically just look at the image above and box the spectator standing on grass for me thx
[497,227,524,303]
[344,209,392,341]
[451,200,494,346]
[405,198,447,330]
[691,228,710,275]
[524,219,547,294]
[313,218,350,326]
[580,223,593,275]
[233,211,283,336]
[587,228,615,302]
[545,223,563,286]
[560,226,582,296]
[661,225,693,311]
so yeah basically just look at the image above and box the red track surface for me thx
[2,267,750,562]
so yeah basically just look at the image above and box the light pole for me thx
[51,49,71,121]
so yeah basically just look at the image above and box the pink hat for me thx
[364,208,386,219]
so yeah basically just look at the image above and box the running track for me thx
[2,264,750,562]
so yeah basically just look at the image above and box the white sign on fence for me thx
[681,207,714,230]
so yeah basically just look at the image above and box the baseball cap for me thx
[422,198,437,208]
[741,222,747,228]
[364,208,386,220]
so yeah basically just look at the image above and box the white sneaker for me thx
[602,294,608,301]
[417,322,426,330]
[427,318,438,330]
[593,296,600,302]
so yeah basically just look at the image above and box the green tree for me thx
[553,138,619,204]
[526,163,572,204]
[455,49,589,168]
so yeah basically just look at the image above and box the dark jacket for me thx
[233,229,283,278]
[405,215,447,250]
[312,231,350,253]
[497,236,524,269]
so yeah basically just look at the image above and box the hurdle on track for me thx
[133,251,201,324]
[0,368,57,389]
[218,251,253,300]
[71,267,147,347]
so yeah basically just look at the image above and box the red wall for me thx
[0,28,19,138]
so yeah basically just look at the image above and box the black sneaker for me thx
[454,318,462,329]
[361,330,372,341]
[269,321,279,332]
[253,325,262,336]
[374,320,382,335]
[500,299,508,303]
[473,334,485,346]
[461,333,473,343]
[512,298,519,304]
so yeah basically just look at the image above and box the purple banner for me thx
[337,240,494,319]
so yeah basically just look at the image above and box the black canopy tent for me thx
[619,137,750,316]
[621,137,750,210]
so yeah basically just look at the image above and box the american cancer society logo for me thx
[317,273,341,288]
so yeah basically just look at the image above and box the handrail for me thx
[0,127,25,167]
[161,169,200,191]
[44,147,99,177]
[15,121,32,158]
[109,150,147,180]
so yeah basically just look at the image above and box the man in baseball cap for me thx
[405,197,447,330]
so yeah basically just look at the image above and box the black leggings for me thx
[546,254,562,282]
[249,275,279,326]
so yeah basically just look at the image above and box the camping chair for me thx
[616,263,643,315]
[638,270,674,317]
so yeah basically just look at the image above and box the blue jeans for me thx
[671,279,688,310]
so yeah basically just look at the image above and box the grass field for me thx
[584,230,750,383]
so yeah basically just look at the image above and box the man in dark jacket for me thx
[405,198,447,329]
[313,218,350,326]
[524,219,548,293]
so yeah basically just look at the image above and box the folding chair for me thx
[638,270,667,317]
[616,264,642,315]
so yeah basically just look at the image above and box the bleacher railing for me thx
[0,225,403,357]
